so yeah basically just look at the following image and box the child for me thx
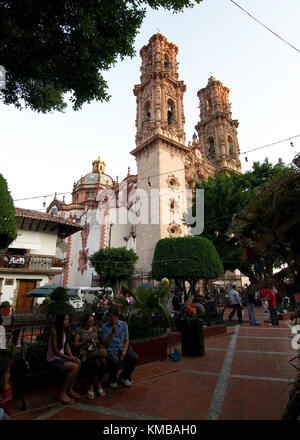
[0,350,12,420]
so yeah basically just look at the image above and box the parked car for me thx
[69,298,84,309]
[70,287,114,305]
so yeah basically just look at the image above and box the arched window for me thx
[144,101,151,122]
[207,137,215,160]
[228,136,234,154]
[206,97,212,111]
[164,54,170,69]
[167,100,175,125]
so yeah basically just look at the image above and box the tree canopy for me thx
[46,286,73,318]
[192,159,289,283]
[0,173,17,251]
[230,165,300,295]
[89,246,138,294]
[152,236,223,294]
[0,0,202,113]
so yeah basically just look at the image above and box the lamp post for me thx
[109,223,113,248]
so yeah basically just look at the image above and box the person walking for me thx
[266,288,279,326]
[228,285,243,322]
[245,284,260,325]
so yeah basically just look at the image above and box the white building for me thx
[47,34,242,289]
[0,208,82,311]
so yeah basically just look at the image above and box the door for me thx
[16,281,36,312]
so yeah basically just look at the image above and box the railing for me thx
[5,310,168,356]
[0,254,66,270]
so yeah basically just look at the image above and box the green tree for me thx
[230,167,300,293]
[0,173,17,251]
[192,159,289,283]
[0,0,202,113]
[152,236,223,295]
[89,247,138,295]
[45,286,73,318]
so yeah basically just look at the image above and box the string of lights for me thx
[4,133,299,203]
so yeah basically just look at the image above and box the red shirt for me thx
[266,290,276,307]
[0,383,12,416]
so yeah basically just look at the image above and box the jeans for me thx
[247,303,257,325]
[106,347,139,383]
[268,305,279,325]
[228,304,242,322]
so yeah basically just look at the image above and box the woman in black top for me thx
[73,313,106,400]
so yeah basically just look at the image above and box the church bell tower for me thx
[195,76,241,173]
[131,34,189,274]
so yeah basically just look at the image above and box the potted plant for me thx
[0,301,11,317]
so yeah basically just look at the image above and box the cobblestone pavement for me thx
[11,308,299,420]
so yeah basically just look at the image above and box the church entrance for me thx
[15,280,36,312]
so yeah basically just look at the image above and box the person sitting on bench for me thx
[73,313,106,400]
[0,350,12,420]
[100,305,139,389]
[46,313,81,404]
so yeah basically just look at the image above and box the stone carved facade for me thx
[131,34,241,274]
[48,33,242,285]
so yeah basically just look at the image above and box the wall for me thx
[0,274,50,306]
[9,229,58,256]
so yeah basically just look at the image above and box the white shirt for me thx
[229,289,241,305]
[0,325,6,349]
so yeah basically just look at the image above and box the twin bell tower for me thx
[131,34,241,274]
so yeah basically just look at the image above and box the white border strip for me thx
[206,324,240,420]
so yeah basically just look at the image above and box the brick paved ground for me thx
[11,307,299,421]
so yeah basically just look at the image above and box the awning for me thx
[25,284,79,298]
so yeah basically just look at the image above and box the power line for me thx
[13,191,72,202]
[229,0,300,54]
[7,134,299,203]
[239,134,300,155]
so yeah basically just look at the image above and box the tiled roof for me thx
[15,208,84,238]
[15,208,81,227]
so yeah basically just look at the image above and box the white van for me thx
[71,287,114,305]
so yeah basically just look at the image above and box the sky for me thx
[1,0,300,211]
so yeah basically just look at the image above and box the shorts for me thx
[46,358,67,370]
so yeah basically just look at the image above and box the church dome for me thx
[73,157,114,191]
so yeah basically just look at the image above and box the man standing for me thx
[266,288,279,326]
[101,305,139,388]
[245,284,260,326]
[228,285,243,323]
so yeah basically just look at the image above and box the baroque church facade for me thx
[48,34,241,288]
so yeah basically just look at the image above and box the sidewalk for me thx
[11,308,299,420]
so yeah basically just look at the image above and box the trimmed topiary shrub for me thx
[152,236,224,295]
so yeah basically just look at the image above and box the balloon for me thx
[162,278,169,287]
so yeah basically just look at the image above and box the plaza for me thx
[10,308,299,421]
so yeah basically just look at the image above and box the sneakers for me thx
[119,377,132,387]
[109,382,118,389]
[253,323,260,326]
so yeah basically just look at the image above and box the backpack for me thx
[184,301,197,317]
